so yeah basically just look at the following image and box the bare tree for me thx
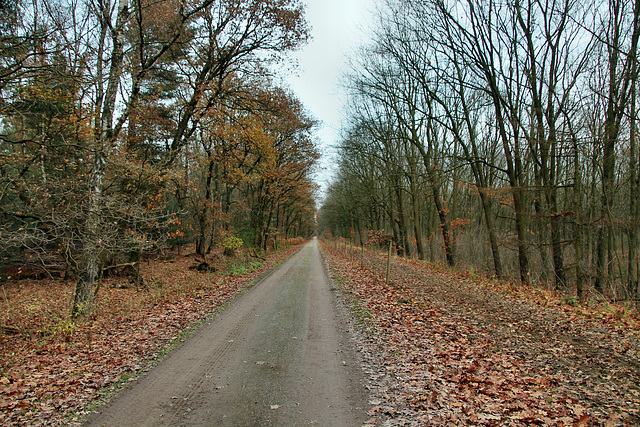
[594,0,640,293]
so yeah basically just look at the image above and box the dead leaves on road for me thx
[323,242,640,426]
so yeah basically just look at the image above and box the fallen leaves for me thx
[0,245,301,426]
[323,241,640,426]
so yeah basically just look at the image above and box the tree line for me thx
[0,0,318,315]
[320,0,639,301]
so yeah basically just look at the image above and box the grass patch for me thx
[227,260,263,276]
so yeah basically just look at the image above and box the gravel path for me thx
[84,239,370,426]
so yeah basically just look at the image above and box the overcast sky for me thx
[282,0,378,200]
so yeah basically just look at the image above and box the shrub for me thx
[221,235,243,257]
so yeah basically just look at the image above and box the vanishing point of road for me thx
[85,239,370,426]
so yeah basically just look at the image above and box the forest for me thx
[2,0,640,424]
[0,0,318,316]
[319,0,640,303]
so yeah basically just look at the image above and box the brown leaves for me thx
[323,241,640,426]
[0,245,301,426]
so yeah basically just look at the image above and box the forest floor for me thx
[2,239,640,426]
[322,241,640,426]
[0,243,303,426]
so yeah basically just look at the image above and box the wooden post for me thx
[360,243,365,269]
[350,239,354,263]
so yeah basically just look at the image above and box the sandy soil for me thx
[84,239,370,426]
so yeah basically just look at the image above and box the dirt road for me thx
[84,239,369,426]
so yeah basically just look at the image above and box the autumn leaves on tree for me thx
[0,0,317,316]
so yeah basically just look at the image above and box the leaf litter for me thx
[3,240,638,426]
[0,245,300,426]
[322,242,640,426]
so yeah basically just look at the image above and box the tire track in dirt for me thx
[85,252,299,426]
[153,258,301,424]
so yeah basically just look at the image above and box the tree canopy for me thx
[0,0,318,315]
[320,0,640,301]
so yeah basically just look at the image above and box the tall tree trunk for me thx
[411,133,455,266]
[596,0,640,292]
[432,188,455,266]
[533,185,551,286]
[355,212,364,247]
[548,198,566,289]
[571,128,586,299]
[72,0,129,316]
[629,97,639,297]
[394,183,410,258]
[406,146,425,260]
[73,150,106,316]
[450,69,503,277]
[487,82,530,283]
[387,182,403,256]
[544,125,566,289]
[451,141,460,261]
[628,34,639,297]
[196,146,215,256]
[478,189,503,279]
[496,109,529,283]
[428,202,436,262]
[595,116,616,293]
[409,174,425,261]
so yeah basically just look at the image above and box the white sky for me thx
[282,0,377,200]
